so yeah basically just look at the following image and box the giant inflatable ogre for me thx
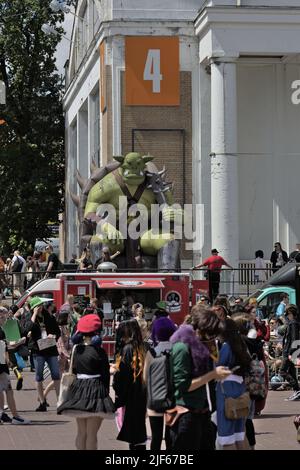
[71,153,182,271]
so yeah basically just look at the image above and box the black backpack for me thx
[146,349,175,413]
[12,256,24,273]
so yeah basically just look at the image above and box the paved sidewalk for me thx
[254,390,300,450]
[0,371,299,450]
[0,371,126,450]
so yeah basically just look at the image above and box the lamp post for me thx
[41,23,60,36]
[42,0,89,37]
[50,0,70,14]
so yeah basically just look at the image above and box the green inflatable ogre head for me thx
[114,152,153,185]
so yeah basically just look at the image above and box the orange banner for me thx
[125,36,180,106]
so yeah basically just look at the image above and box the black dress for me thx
[113,344,147,445]
[57,343,115,417]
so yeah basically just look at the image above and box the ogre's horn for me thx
[76,170,87,190]
[142,153,154,163]
[70,192,80,207]
[113,155,125,164]
[158,166,166,177]
[90,158,97,174]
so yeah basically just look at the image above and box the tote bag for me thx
[57,345,76,409]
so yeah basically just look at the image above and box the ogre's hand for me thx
[162,206,184,223]
[102,222,123,245]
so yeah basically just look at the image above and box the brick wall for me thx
[121,71,193,259]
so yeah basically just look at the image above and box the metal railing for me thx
[0,266,78,304]
[192,267,274,298]
[238,261,273,285]
[0,264,280,305]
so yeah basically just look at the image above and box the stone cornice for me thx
[195,6,300,37]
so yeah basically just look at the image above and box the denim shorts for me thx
[33,354,60,382]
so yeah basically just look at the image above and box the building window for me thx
[82,4,88,57]
[70,121,78,184]
[74,30,81,72]
[68,121,79,258]
[92,1,100,37]
[90,89,100,167]
[77,3,89,61]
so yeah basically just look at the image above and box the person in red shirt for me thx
[193,249,233,301]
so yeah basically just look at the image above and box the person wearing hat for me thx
[57,314,114,450]
[24,297,61,411]
[279,304,300,401]
[153,301,170,319]
[193,249,233,301]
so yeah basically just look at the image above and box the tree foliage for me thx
[0,0,70,255]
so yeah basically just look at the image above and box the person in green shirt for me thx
[169,305,231,451]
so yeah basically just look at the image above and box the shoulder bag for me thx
[221,383,250,420]
[57,345,77,409]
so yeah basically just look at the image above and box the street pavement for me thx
[0,371,299,450]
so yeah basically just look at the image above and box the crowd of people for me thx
[0,246,61,299]
[1,286,299,450]
[0,240,300,449]
[0,244,122,301]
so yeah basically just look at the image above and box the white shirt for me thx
[255,257,266,282]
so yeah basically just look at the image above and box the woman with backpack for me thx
[112,318,148,450]
[216,318,251,450]
[232,314,266,450]
[244,305,269,415]
[57,314,114,450]
[143,316,177,450]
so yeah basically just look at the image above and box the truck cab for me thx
[248,286,296,318]
[246,263,300,319]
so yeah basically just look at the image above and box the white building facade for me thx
[63,0,300,268]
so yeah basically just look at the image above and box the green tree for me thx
[0,0,70,255]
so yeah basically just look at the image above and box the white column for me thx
[211,58,239,267]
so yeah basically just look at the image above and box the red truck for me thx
[16,271,208,359]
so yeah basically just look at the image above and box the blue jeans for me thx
[33,354,60,382]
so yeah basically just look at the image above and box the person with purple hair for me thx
[168,305,231,451]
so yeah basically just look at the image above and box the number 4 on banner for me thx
[143,49,163,93]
